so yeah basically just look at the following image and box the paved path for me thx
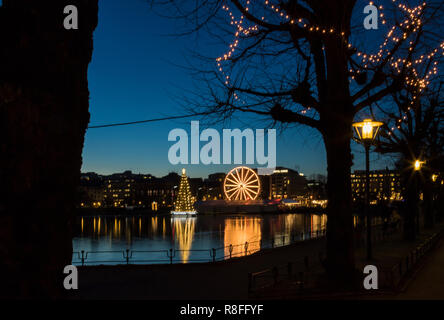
[74,238,326,299]
[394,238,444,300]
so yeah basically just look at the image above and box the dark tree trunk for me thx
[402,171,418,241]
[437,187,444,223]
[320,21,357,286]
[323,119,356,285]
[423,182,434,229]
[0,0,98,298]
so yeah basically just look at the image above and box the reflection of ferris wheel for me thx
[224,166,261,201]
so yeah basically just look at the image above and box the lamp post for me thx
[413,159,425,233]
[352,119,383,260]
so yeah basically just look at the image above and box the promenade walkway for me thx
[249,222,443,299]
[353,230,444,300]
[393,236,444,299]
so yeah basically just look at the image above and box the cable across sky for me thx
[87,113,208,129]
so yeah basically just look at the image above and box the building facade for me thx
[351,169,403,202]
[260,167,307,200]
[79,172,104,207]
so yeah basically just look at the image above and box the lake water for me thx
[72,213,327,265]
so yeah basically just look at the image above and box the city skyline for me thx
[80,162,395,180]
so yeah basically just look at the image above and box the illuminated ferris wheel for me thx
[224,166,261,201]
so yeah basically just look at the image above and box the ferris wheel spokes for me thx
[223,166,261,201]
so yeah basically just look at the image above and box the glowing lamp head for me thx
[362,122,373,139]
[414,160,425,171]
[414,160,420,170]
[352,119,383,143]
[182,168,186,175]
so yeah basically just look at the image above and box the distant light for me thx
[414,160,425,171]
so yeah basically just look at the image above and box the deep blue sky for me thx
[82,0,397,178]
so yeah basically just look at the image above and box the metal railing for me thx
[354,221,403,249]
[383,229,443,290]
[72,228,327,266]
[247,223,402,295]
[248,226,443,296]
[248,254,317,294]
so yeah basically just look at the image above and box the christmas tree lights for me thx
[171,168,197,215]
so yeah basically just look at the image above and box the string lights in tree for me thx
[215,0,443,120]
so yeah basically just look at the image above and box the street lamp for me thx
[412,158,425,233]
[352,118,383,260]
[414,159,425,171]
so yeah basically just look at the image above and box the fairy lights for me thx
[215,1,442,119]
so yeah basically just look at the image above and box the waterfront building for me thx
[79,172,104,207]
[351,169,403,202]
[261,167,307,200]
[101,171,178,209]
[103,171,138,208]
[144,172,180,208]
[200,173,225,200]
[306,179,327,200]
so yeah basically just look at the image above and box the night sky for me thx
[80,0,396,178]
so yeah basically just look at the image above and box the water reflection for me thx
[172,217,196,262]
[224,217,261,257]
[310,214,327,236]
[151,216,158,234]
[73,213,327,265]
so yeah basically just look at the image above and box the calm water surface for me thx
[72,213,327,265]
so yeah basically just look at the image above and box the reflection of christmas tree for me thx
[174,168,194,211]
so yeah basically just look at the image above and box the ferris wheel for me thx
[224,166,261,201]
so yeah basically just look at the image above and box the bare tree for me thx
[374,71,443,239]
[151,0,444,284]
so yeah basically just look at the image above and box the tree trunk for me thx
[320,18,357,286]
[423,177,435,229]
[402,171,418,240]
[322,118,356,286]
[0,0,98,298]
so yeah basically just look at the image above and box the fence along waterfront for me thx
[72,228,327,266]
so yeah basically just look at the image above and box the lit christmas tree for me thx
[173,168,195,213]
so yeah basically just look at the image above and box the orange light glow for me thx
[223,166,261,201]
[224,217,261,257]
[414,159,425,171]
[352,119,383,142]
